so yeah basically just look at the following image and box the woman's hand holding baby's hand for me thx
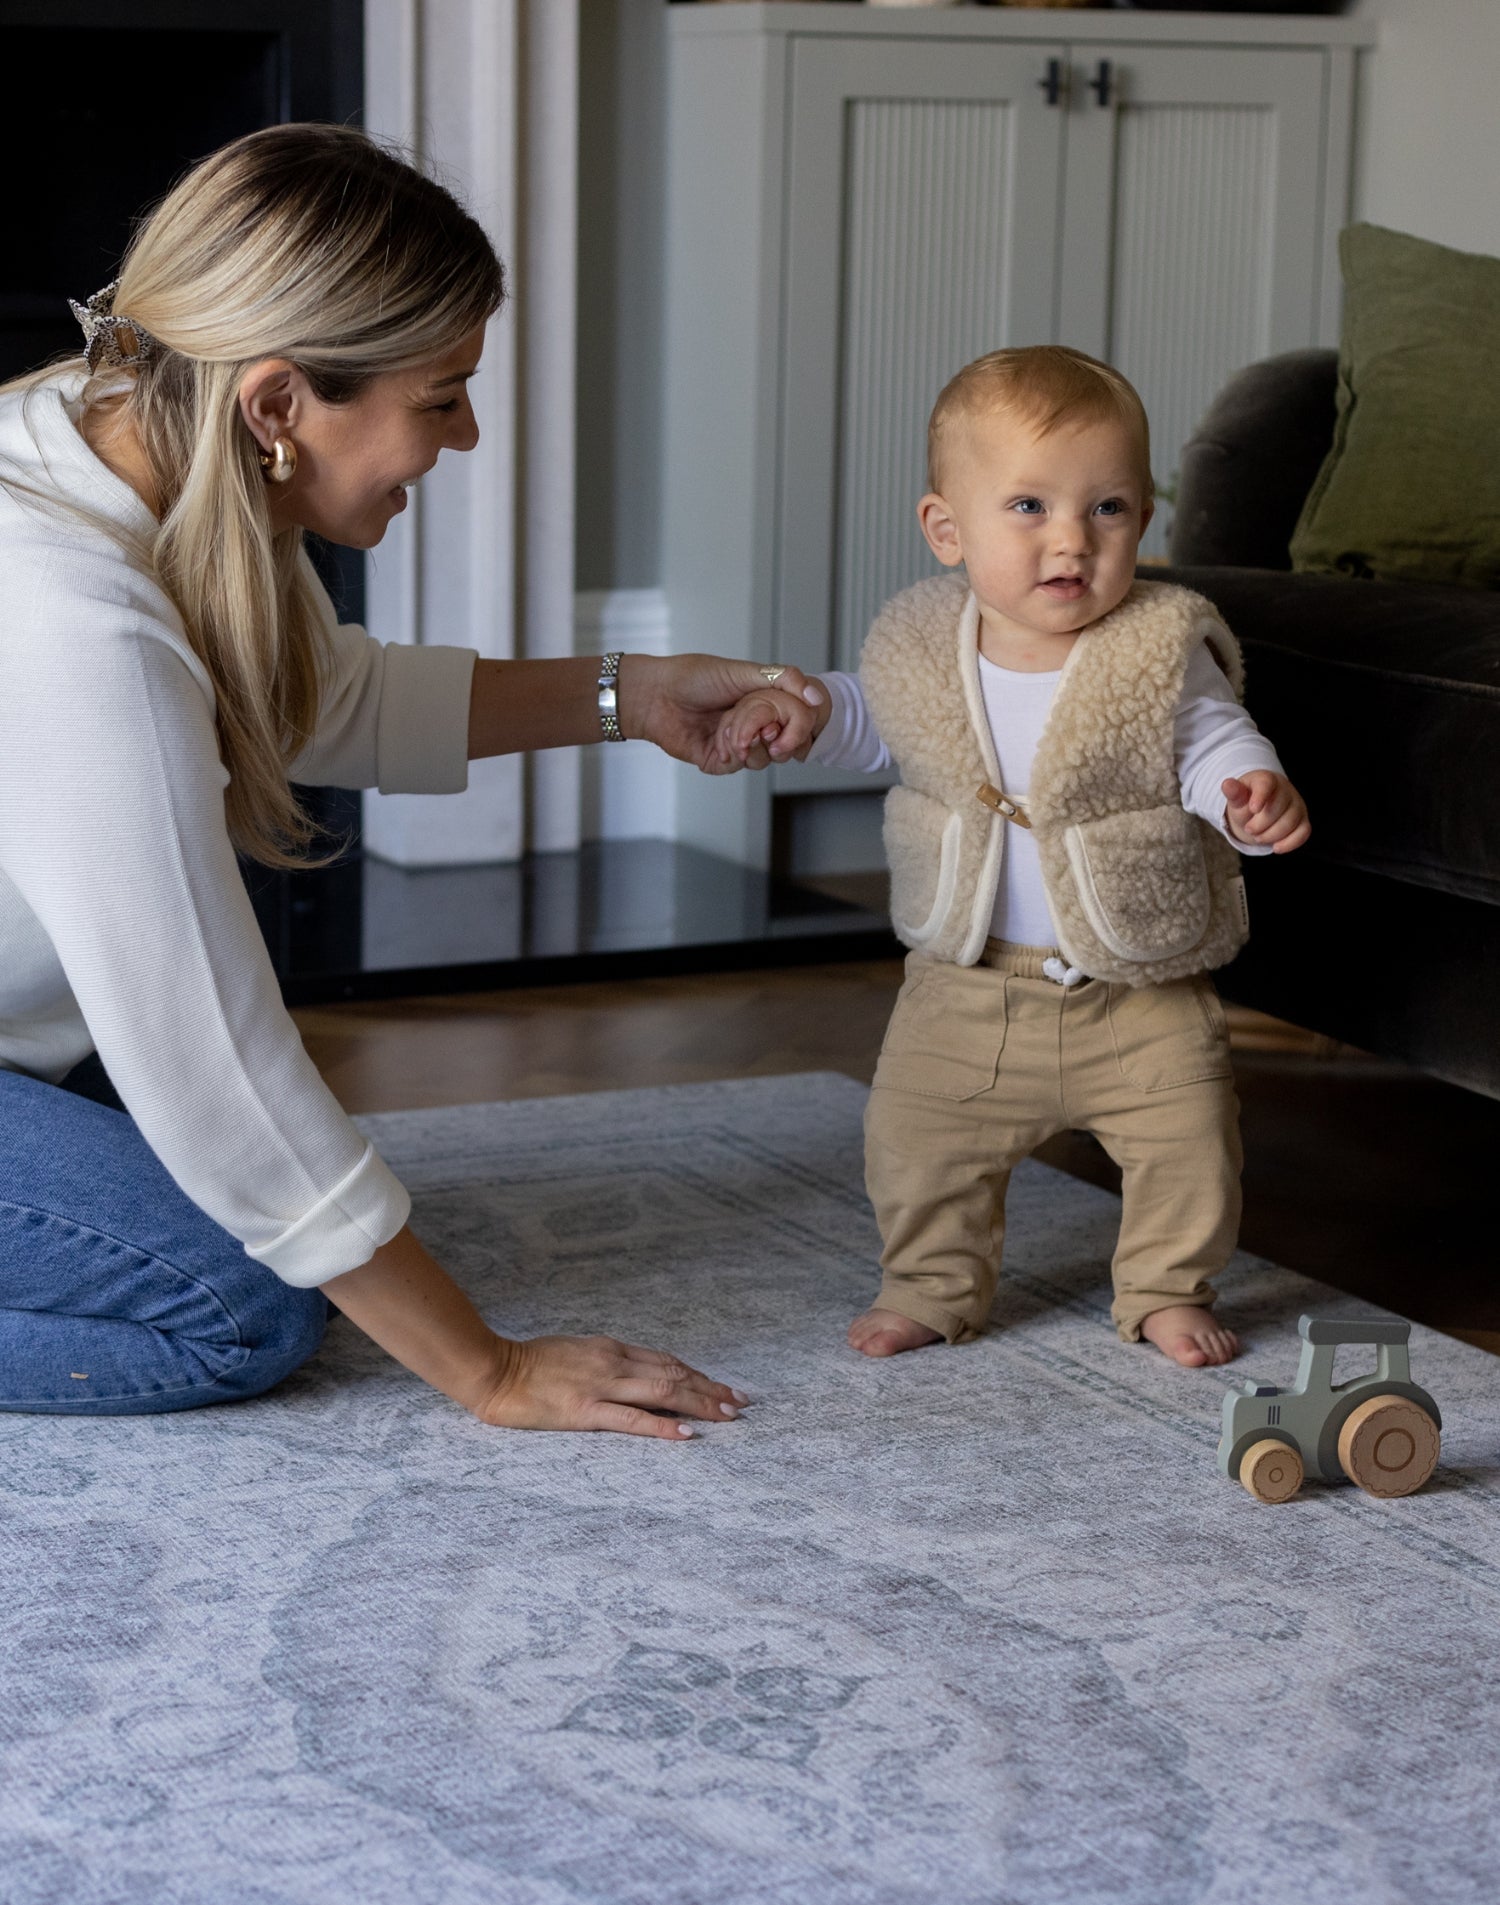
[1222,772,1310,853]
[716,691,796,771]
[715,683,832,771]
[625,655,825,777]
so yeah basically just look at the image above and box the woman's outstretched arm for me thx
[466,653,824,771]
[322,1223,747,1437]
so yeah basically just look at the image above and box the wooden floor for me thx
[295,960,1500,1357]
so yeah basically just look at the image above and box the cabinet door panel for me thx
[1059,47,1326,557]
[779,40,1065,676]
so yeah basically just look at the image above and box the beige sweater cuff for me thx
[375,643,477,795]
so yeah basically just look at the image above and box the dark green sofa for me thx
[1159,349,1500,1099]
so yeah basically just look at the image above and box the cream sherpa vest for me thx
[860,573,1250,986]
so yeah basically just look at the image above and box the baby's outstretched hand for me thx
[1222,772,1310,854]
[715,683,828,771]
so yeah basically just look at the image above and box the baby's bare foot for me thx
[848,1307,943,1358]
[1140,1305,1240,1368]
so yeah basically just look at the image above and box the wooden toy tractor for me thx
[1218,1315,1441,1504]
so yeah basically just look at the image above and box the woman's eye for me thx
[429,399,460,414]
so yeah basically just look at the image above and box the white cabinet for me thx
[1056,44,1335,544]
[662,3,1371,866]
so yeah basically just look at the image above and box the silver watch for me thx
[598,651,626,742]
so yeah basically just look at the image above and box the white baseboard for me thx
[575,588,679,844]
[362,755,525,868]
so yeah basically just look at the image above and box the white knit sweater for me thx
[0,377,478,1287]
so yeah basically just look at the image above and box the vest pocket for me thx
[885,785,963,949]
[1062,805,1211,963]
[873,959,1005,1100]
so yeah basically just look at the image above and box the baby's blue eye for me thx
[1012,497,1044,515]
[1095,498,1125,517]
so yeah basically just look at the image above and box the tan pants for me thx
[863,942,1242,1343]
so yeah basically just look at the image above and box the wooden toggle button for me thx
[976,783,1031,829]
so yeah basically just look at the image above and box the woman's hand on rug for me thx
[471,1333,750,1438]
[619,654,824,776]
[325,1227,747,1437]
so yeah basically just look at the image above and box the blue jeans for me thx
[0,1064,329,1415]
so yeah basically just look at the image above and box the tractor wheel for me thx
[1240,1438,1303,1504]
[1338,1395,1439,1498]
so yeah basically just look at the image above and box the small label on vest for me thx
[1232,875,1250,934]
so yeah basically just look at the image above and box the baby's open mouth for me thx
[1039,575,1088,596]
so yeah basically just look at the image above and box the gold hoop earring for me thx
[258,437,297,485]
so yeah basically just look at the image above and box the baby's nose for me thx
[1053,517,1093,551]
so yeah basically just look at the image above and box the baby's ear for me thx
[917,491,963,567]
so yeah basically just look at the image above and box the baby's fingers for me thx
[1221,775,1253,819]
[1268,807,1312,854]
[717,708,782,765]
[1245,786,1291,835]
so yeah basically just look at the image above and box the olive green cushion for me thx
[1290,224,1500,590]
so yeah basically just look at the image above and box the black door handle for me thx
[1088,59,1113,109]
[1038,58,1065,109]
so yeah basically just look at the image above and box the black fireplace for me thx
[1,1,362,399]
[0,0,365,974]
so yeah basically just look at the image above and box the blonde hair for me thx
[927,344,1152,500]
[1,123,504,866]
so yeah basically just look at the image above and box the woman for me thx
[0,124,819,1434]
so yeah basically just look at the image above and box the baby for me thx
[721,346,1309,1369]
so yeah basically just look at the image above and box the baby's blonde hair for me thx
[2,123,504,867]
[927,344,1153,500]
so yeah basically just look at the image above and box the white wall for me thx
[1350,0,1500,257]
[362,0,582,866]
[576,0,667,592]
[576,1,1500,596]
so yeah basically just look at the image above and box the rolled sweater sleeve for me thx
[0,550,409,1287]
[288,570,476,793]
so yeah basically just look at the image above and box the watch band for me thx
[598,651,625,742]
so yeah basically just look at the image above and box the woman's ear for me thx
[917,491,964,567]
[236,359,304,455]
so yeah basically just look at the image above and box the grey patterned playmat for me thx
[3,1072,1498,1905]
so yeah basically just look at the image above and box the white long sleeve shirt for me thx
[809,648,1284,948]
[0,376,478,1287]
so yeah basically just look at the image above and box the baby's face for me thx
[920,411,1153,645]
